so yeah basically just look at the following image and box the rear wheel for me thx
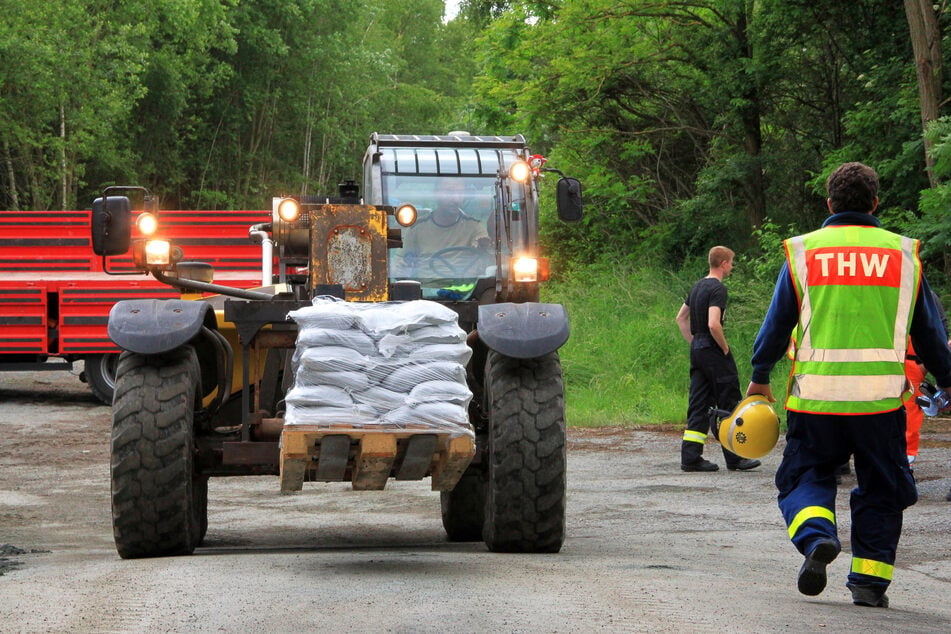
[193,476,209,546]
[82,354,119,405]
[483,350,566,553]
[110,347,200,559]
[440,471,486,541]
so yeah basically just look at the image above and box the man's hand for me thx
[746,382,776,403]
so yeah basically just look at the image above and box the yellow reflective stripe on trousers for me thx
[787,505,835,539]
[851,557,894,581]
[683,430,707,444]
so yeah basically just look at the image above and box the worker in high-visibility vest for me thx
[746,162,951,609]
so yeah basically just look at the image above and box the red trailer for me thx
[0,208,270,402]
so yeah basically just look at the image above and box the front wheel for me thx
[111,347,201,558]
[483,350,566,553]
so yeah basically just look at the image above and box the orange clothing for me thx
[904,342,927,457]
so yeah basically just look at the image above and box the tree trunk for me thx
[301,93,313,196]
[904,0,943,186]
[60,103,68,210]
[735,6,765,229]
[3,138,19,210]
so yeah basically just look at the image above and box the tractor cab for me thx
[364,133,582,323]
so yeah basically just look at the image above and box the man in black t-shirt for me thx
[675,246,761,472]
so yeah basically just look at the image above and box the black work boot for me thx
[727,458,761,471]
[681,459,719,472]
[797,539,841,596]
[847,582,889,608]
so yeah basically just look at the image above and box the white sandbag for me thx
[287,300,358,330]
[405,342,472,366]
[381,402,469,428]
[293,368,371,392]
[381,361,467,392]
[351,384,407,410]
[295,327,376,354]
[284,384,353,408]
[295,345,369,373]
[376,324,467,357]
[408,380,472,406]
[358,299,460,335]
[285,403,377,425]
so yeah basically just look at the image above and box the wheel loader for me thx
[91,133,583,558]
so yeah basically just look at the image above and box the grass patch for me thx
[544,260,791,427]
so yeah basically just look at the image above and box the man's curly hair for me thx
[826,162,879,213]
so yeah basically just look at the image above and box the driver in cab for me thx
[399,179,490,278]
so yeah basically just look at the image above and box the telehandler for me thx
[92,133,582,558]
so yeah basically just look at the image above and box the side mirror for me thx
[91,196,132,256]
[556,177,583,222]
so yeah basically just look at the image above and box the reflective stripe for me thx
[683,430,707,444]
[795,348,903,364]
[895,236,918,350]
[789,237,812,349]
[790,374,907,402]
[787,505,835,539]
[851,557,894,581]
[724,399,759,449]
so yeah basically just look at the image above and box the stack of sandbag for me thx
[284,298,474,439]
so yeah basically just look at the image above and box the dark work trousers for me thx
[682,337,744,467]
[776,409,917,594]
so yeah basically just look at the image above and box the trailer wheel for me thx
[111,347,200,558]
[440,471,486,541]
[82,354,119,405]
[483,350,566,553]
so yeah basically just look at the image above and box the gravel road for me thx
[1,368,950,633]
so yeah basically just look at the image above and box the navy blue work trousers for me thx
[682,339,744,467]
[776,408,918,593]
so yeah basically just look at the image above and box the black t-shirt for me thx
[685,277,727,337]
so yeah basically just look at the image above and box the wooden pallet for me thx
[279,424,475,493]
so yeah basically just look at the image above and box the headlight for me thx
[395,204,417,227]
[145,240,171,265]
[512,256,550,283]
[136,212,158,236]
[133,239,171,268]
[277,197,300,222]
[509,160,532,183]
[513,256,538,282]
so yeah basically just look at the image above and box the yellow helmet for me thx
[717,395,780,459]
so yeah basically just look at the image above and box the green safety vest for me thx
[784,224,921,414]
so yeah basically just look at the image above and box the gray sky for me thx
[445,0,461,21]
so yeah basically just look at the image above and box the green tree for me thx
[0,0,148,209]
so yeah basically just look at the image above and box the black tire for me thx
[83,354,119,405]
[111,347,200,559]
[193,476,209,546]
[483,350,567,553]
[440,472,486,541]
